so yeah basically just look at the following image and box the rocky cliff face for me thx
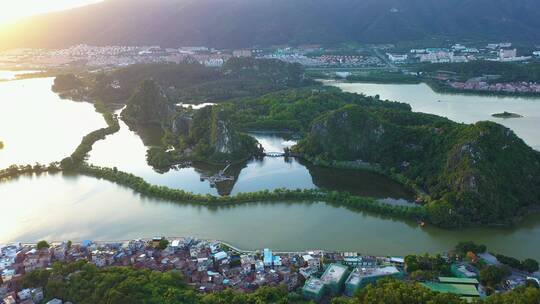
[306,105,391,162]
[177,106,259,163]
[213,120,235,154]
[297,105,540,226]
[122,79,173,125]
[171,113,192,137]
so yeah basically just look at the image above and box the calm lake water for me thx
[87,115,412,200]
[329,81,540,150]
[2,173,540,260]
[0,70,40,81]
[2,76,540,260]
[0,78,105,168]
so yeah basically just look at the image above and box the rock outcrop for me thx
[122,79,173,125]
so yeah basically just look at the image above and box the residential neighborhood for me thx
[2,238,539,303]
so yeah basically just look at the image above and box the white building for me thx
[499,48,517,60]
[386,53,408,63]
[335,71,351,78]
[452,44,467,51]
[302,254,320,269]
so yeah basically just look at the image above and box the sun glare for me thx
[0,0,103,25]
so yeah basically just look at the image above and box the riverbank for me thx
[321,76,540,98]
[425,79,540,98]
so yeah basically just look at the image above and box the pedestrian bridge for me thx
[265,152,286,157]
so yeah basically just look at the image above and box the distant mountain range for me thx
[1,0,540,50]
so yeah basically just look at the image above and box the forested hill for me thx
[295,104,540,227]
[1,0,540,49]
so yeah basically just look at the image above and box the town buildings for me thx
[344,265,403,296]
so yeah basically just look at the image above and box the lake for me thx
[2,173,540,260]
[2,76,540,260]
[87,113,412,200]
[0,78,105,168]
[328,81,540,150]
[0,70,40,81]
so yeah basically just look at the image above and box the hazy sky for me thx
[0,0,103,25]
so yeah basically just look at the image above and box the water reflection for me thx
[88,121,413,199]
[0,70,40,81]
[0,78,106,168]
[2,173,540,260]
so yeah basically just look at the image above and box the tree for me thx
[480,265,510,287]
[158,239,169,250]
[483,286,540,303]
[341,278,466,304]
[37,240,50,250]
[22,268,51,288]
[455,241,487,256]
[66,240,73,249]
[495,254,522,269]
[522,259,539,273]
[525,279,540,289]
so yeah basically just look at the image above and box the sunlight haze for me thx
[0,0,103,25]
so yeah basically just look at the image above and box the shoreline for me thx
[12,236,404,257]
[323,78,540,99]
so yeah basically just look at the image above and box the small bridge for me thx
[220,164,232,175]
[265,152,286,157]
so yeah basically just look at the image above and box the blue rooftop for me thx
[263,248,273,265]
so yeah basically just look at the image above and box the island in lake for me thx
[47,58,540,229]
[492,111,523,118]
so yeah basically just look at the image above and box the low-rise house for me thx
[302,254,320,269]
[302,277,325,301]
[344,266,403,296]
[3,294,16,304]
[263,249,273,267]
[321,263,349,295]
[17,289,31,301]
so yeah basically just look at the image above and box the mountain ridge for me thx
[1,0,540,50]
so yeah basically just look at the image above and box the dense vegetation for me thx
[54,59,310,165]
[2,0,540,49]
[295,104,540,227]
[165,105,262,163]
[333,278,466,304]
[50,60,540,227]
[75,163,426,221]
[226,88,411,133]
[22,261,308,304]
[122,79,172,125]
[52,59,311,106]
[421,61,540,83]
[495,254,539,273]
[404,254,451,281]
[0,163,62,180]
[59,111,120,170]
[454,241,487,256]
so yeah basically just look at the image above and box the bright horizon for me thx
[0,0,103,26]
